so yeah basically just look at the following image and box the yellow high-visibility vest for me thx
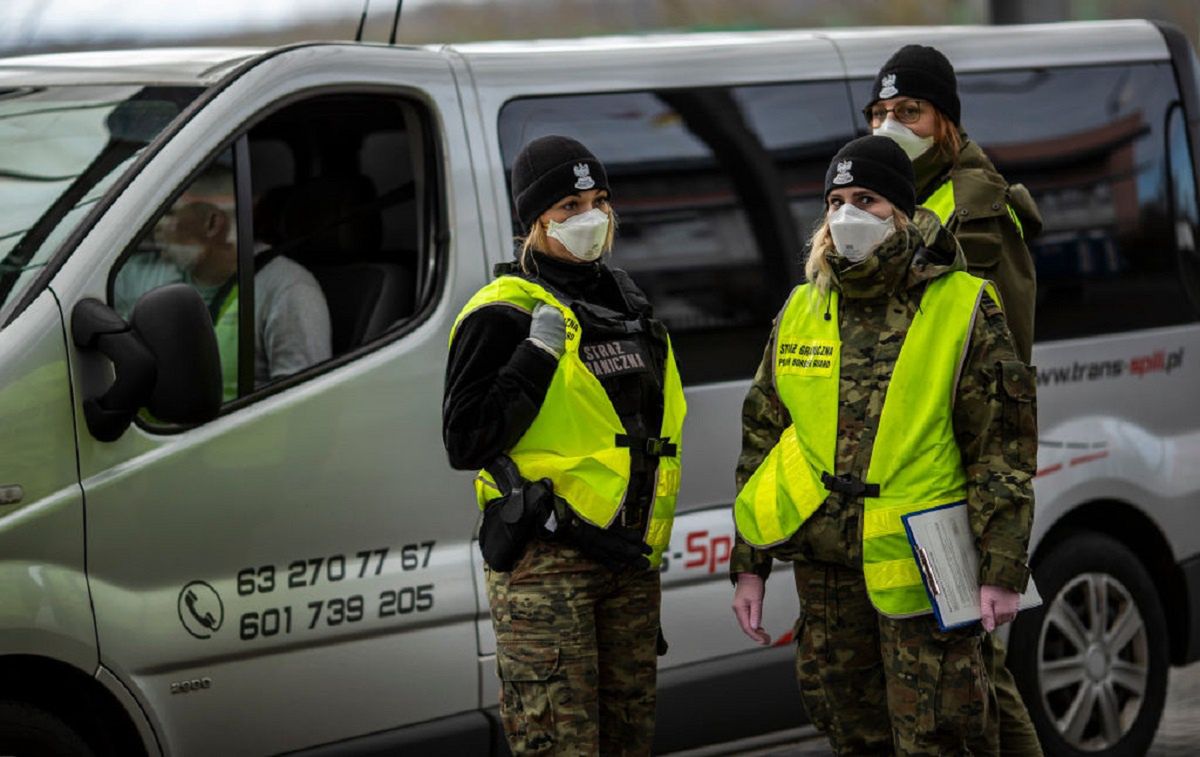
[924,179,1025,238]
[213,286,238,402]
[449,275,687,568]
[734,272,997,617]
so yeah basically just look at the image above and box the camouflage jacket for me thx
[913,136,1042,364]
[730,212,1036,593]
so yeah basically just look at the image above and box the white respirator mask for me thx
[873,117,935,161]
[828,203,895,263]
[160,241,205,272]
[547,208,610,262]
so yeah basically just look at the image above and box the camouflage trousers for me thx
[792,562,999,756]
[986,634,1044,756]
[486,538,660,755]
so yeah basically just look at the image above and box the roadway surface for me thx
[669,660,1200,756]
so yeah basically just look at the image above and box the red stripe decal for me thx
[1035,463,1063,478]
[772,630,794,647]
[1070,451,1109,467]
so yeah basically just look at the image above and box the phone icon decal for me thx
[178,581,224,639]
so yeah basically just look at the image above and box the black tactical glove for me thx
[551,502,652,572]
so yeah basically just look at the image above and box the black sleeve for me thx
[442,304,559,470]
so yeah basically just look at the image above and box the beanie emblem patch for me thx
[832,160,854,186]
[879,73,899,99]
[573,163,595,190]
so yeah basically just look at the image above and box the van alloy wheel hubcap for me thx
[1037,572,1149,751]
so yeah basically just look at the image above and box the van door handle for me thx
[0,485,23,505]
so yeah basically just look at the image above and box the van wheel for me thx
[0,700,96,757]
[1008,532,1168,756]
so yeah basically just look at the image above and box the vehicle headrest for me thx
[278,175,382,263]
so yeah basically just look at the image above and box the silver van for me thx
[0,19,1197,756]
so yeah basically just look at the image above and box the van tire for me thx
[1008,532,1168,757]
[0,700,96,757]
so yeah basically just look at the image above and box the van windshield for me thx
[0,85,201,325]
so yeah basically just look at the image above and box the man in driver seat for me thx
[116,164,331,400]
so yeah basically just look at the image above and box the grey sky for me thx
[0,0,446,46]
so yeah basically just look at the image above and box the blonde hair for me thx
[516,207,618,274]
[931,109,963,165]
[804,209,911,299]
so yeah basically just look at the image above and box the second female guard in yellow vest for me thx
[865,44,1045,755]
[730,136,1037,755]
[442,136,685,754]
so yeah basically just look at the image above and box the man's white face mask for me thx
[161,243,205,272]
[828,202,895,263]
[547,208,610,262]
[873,117,935,161]
[155,215,205,272]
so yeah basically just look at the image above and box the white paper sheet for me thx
[902,502,1042,630]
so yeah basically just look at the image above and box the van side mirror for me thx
[72,284,222,441]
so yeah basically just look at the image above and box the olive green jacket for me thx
[913,137,1042,363]
[730,215,1036,593]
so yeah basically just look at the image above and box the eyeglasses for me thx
[864,99,925,127]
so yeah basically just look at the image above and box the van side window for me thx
[113,149,246,401]
[248,95,426,360]
[499,84,854,385]
[110,93,435,413]
[734,80,862,238]
[854,62,1200,341]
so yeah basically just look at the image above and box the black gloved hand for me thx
[559,511,652,572]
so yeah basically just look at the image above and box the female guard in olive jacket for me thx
[443,135,685,755]
[730,136,1036,755]
[865,44,1042,363]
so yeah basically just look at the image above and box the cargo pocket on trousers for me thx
[927,631,988,739]
[496,644,561,753]
[998,359,1037,469]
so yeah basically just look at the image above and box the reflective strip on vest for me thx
[449,276,687,568]
[733,272,995,617]
[923,179,1025,239]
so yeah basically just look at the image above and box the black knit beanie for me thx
[510,135,610,233]
[824,136,916,218]
[868,44,961,125]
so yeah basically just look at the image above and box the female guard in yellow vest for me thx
[443,135,686,755]
[865,44,1045,755]
[729,135,1037,756]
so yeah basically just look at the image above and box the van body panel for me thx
[45,45,486,755]
[444,50,506,282]
[1031,326,1200,562]
[830,20,1168,77]
[0,291,94,671]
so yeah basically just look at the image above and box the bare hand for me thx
[980,584,1021,632]
[732,573,771,645]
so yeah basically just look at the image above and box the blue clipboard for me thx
[900,500,976,632]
